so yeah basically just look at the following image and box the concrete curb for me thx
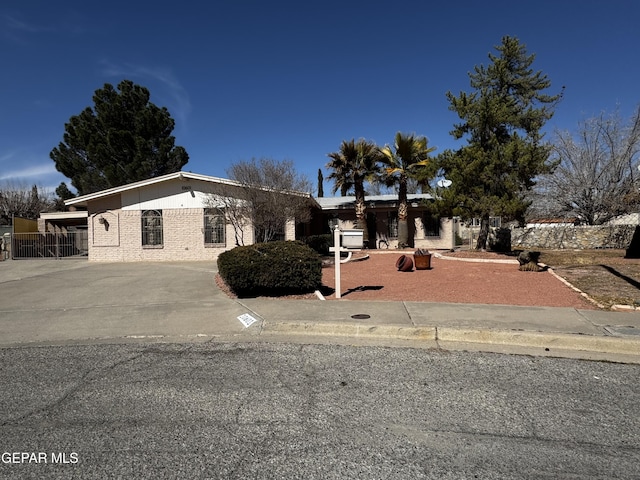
[262,321,436,341]
[436,327,640,355]
[262,321,640,357]
[434,252,519,264]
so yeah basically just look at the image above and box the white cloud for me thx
[99,60,192,127]
[3,14,44,33]
[0,163,58,181]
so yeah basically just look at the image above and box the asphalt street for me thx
[1,259,640,478]
[1,342,639,479]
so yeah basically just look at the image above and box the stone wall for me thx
[511,224,637,250]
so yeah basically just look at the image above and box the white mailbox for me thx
[341,229,364,249]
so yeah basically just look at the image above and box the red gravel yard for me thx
[323,251,597,309]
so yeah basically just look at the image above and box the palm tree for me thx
[327,139,382,246]
[379,132,436,248]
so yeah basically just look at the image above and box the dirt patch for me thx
[540,251,640,309]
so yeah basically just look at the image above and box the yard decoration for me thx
[414,249,432,270]
[396,254,414,272]
[518,250,544,272]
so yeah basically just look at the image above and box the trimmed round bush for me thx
[303,234,333,256]
[217,241,322,297]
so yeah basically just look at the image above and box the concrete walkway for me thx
[1,259,639,363]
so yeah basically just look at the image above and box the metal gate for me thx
[10,231,88,259]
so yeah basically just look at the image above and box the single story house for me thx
[64,171,316,262]
[63,172,456,262]
[315,194,456,250]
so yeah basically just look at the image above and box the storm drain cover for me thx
[351,314,371,320]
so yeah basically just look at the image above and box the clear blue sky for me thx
[2,0,639,195]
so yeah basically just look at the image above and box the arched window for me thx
[141,210,163,247]
[204,208,225,245]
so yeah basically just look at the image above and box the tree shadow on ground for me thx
[600,265,640,290]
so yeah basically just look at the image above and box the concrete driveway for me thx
[0,259,252,346]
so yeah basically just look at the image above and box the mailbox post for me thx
[329,226,363,299]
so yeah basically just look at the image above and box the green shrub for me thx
[489,227,512,252]
[302,234,333,256]
[217,241,322,297]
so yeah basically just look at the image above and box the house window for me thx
[387,212,398,238]
[423,213,440,237]
[470,217,501,228]
[327,217,339,232]
[141,210,163,247]
[204,208,225,245]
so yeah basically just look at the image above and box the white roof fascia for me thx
[40,211,89,220]
[316,193,433,210]
[64,172,243,207]
[64,170,319,208]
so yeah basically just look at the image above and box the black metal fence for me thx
[10,231,88,259]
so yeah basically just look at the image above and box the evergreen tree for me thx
[440,36,562,250]
[50,80,188,196]
[317,168,324,197]
[55,182,75,201]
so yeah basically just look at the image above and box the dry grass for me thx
[537,249,640,309]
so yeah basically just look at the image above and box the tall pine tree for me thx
[50,80,188,196]
[439,36,562,250]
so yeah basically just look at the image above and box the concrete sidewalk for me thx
[1,259,639,363]
[240,298,640,363]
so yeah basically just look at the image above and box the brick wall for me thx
[285,219,296,241]
[89,208,229,262]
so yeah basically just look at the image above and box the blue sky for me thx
[2,1,639,196]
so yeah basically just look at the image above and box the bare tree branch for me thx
[0,182,55,224]
[207,158,312,244]
[533,106,640,224]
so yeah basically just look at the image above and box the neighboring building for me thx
[64,172,315,262]
[315,194,456,251]
[525,217,577,228]
[606,213,640,225]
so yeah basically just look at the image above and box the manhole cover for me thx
[351,314,371,319]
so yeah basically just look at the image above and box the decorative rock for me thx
[518,250,543,272]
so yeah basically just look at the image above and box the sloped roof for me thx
[65,171,318,208]
[316,193,434,210]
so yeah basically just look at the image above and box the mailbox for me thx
[341,229,364,249]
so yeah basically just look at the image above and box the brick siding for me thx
[89,208,229,262]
